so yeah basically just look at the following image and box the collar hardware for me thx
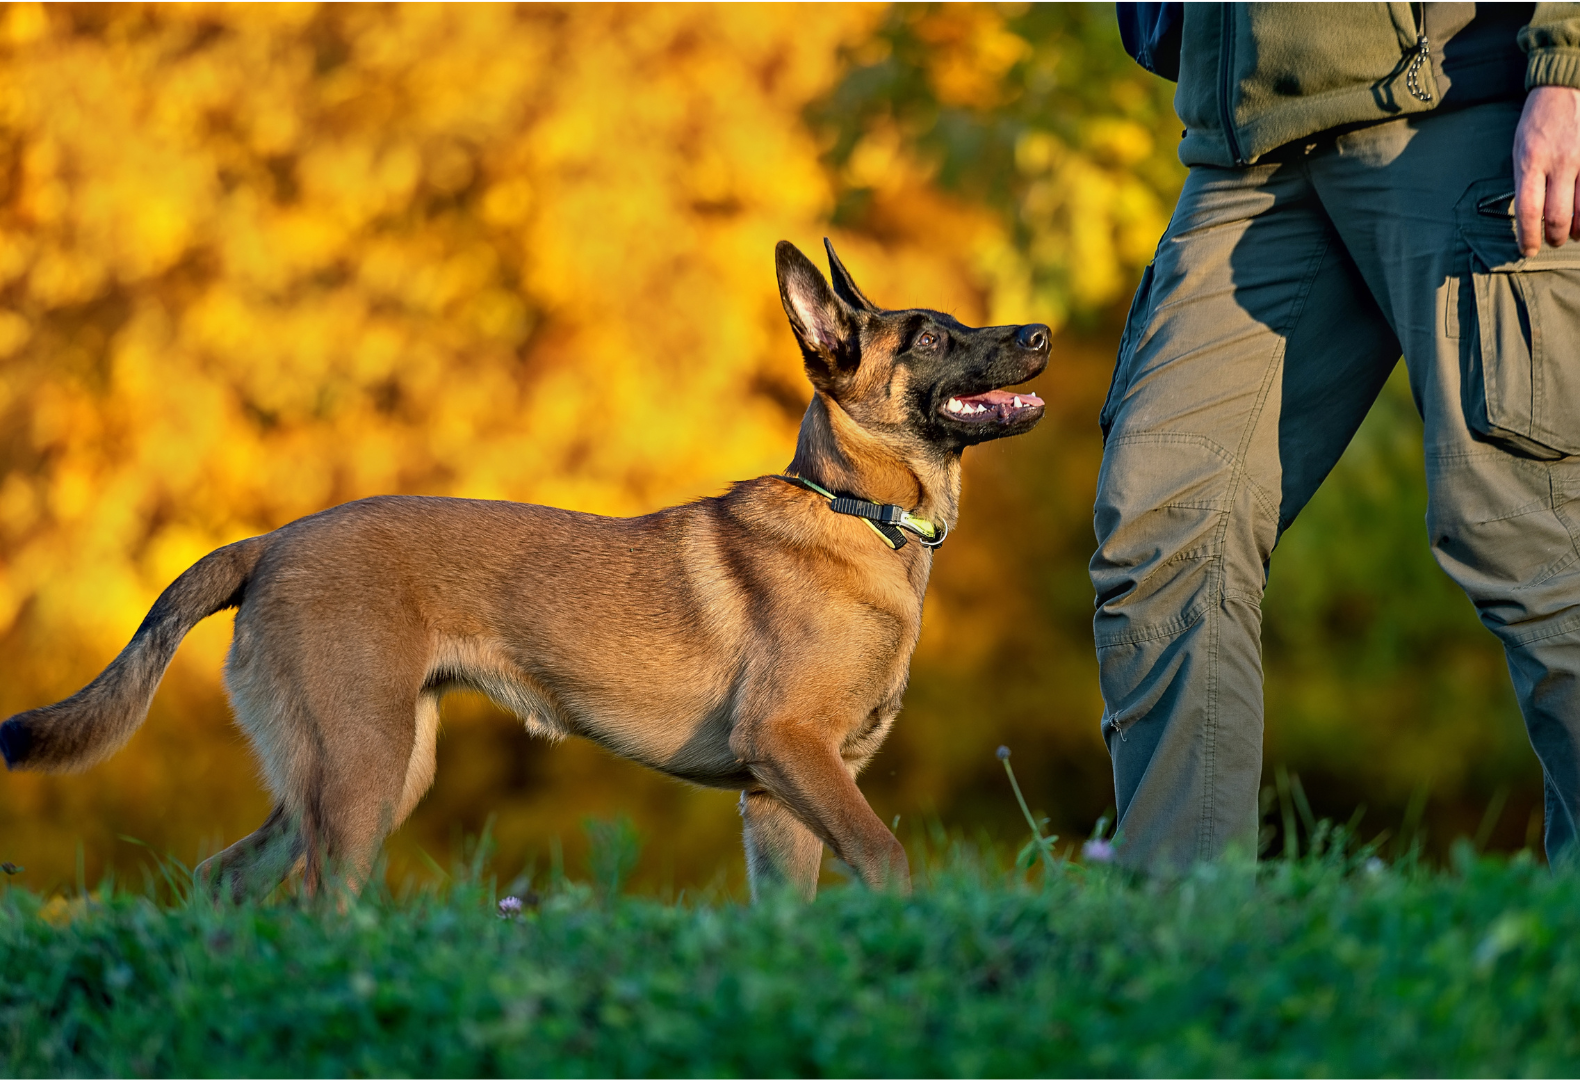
[777,475,947,550]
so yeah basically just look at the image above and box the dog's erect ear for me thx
[823,238,878,313]
[776,240,859,389]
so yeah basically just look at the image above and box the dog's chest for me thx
[841,703,901,767]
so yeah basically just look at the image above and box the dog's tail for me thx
[0,536,268,773]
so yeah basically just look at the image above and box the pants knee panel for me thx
[1428,450,1580,642]
[1093,433,1274,645]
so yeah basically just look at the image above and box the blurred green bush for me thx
[7,844,1580,1077]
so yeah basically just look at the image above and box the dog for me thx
[0,240,1049,901]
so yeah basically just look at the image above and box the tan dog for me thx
[1,241,1049,901]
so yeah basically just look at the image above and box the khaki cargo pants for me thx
[1093,101,1580,870]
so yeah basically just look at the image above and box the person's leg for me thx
[1313,102,1580,860]
[1094,159,1401,871]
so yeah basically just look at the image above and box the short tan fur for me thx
[1,241,1050,901]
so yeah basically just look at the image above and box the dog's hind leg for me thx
[219,594,442,898]
[223,656,436,897]
[195,804,303,903]
[394,690,441,827]
[297,687,436,895]
[740,791,823,901]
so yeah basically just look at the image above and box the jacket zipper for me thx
[1218,3,1247,166]
[1405,0,1433,102]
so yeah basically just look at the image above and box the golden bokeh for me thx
[10,4,1519,891]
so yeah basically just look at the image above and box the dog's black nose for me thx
[1016,324,1050,352]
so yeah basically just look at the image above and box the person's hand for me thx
[1515,85,1580,257]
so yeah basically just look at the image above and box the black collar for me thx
[776,475,947,551]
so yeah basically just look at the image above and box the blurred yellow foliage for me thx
[0,2,891,666]
[0,2,1193,889]
[0,3,1535,889]
[816,4,1183,329]
[914,5,1029,109]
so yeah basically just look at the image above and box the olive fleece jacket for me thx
[1175,2,1580,167]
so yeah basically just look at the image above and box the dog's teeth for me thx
[947,398,963,413]
[1013,396,1023,407]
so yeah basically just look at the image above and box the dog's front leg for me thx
[735,723,910,895]
[739,790,823,901]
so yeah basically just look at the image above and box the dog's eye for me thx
[916,332,938,349]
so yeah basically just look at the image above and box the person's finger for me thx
[1571,173,1580,242]
[1547,166,1577,249]
[1518,167,1547,257]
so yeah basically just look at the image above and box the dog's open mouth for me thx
[941,389,1045,424]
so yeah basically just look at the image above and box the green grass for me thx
[4,835,1580,1078]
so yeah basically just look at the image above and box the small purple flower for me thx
[498,895,525,918]
[1082,838,1116,864]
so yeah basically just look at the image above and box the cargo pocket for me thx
[1100,261,1158,440]
[1457,179,1580,461]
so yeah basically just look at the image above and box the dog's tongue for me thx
[945,389,1045,422]
[962,389,1043,409]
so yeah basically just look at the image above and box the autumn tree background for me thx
[0,2,1544,892]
